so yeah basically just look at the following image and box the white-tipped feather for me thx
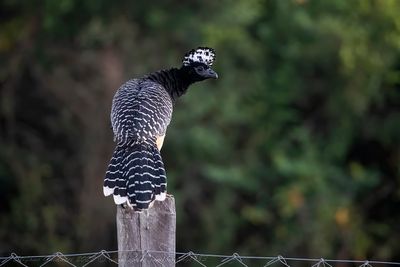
[113,194,128,205]
[155,192,166,201]
[103,186,114,196]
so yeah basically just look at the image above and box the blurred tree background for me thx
[1,0,400,264]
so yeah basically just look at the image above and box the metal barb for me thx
[99,250,118,264]
[80,250,117,267]
[138,250,165,266]
[176,251,192,263]
[139,250,150,263]
[176,251,207,266]
[312,258,333,267]
[39,252,77,267]
[360,260,373,267]
[264,255,291,267]
[11,253,28,267]
[0,253,28,267]
[0,255,11,267]
[277,255,291,267]
[216,253,248,267]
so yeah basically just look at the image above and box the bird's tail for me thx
[103,141,167,210]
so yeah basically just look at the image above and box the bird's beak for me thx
[206,68,218,79]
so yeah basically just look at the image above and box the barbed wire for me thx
[1,249,399,267]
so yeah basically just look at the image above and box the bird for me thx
[103,47,218,211]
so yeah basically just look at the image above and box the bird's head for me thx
[181,47,218,82]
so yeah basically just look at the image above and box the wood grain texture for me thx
[117,195,176,267]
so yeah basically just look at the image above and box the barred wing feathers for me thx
[111,79,173,145]
[104,79,173,210]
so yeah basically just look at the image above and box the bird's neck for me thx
[146,68,194,101]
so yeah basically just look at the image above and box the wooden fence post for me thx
[117,195,176,267]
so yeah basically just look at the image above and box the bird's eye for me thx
[196,66,204,72]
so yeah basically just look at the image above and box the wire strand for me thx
[1,250,400,266]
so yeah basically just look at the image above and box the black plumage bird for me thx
[104,47,218,210]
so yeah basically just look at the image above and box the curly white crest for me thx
[182,47,216,66]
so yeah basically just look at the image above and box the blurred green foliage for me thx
[1,0,400,263]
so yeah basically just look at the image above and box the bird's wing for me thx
[111,79,173,146]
